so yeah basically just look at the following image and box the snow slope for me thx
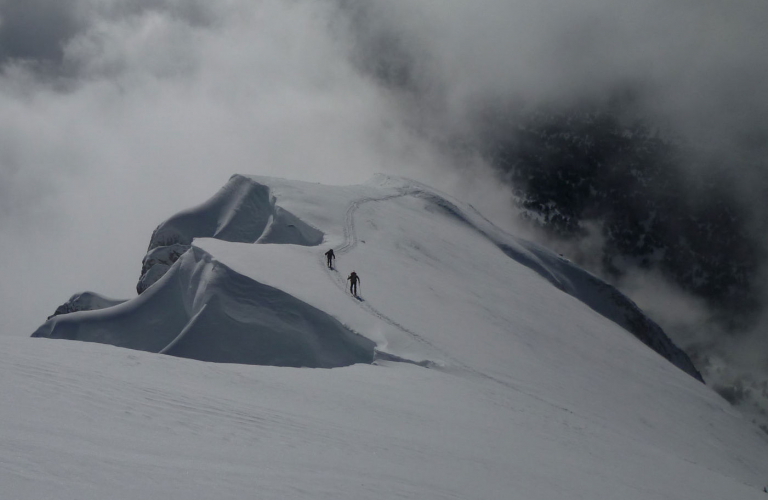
[15,174,768,498]
[35,174,700,378]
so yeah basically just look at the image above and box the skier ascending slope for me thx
[324,248,336,269]
[347,271,361,296]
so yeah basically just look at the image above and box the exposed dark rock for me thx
[48,292,126,319]
[482,106,764,325]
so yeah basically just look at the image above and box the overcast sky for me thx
[1,0,767,337]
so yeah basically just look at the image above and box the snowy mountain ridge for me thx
[37,174,699,380]
[18,174,768,499]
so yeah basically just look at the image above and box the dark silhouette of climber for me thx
[347,271,360,295]
[324,249,335,269]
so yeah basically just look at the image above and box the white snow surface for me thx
[12,175,768,498]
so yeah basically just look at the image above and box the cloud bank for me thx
[0,0,464,337]
[2,0,767,425]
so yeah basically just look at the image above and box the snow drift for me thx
[406,185,702,381]
[34,245,374,368]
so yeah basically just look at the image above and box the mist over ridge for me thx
[1,0,767,427]
[339,0,768,429]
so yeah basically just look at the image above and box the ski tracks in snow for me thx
[319,190,445,367]
[319,189,584,415]
[320,191,499,378]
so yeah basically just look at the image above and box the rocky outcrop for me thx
[137,243,188,294]
[48,292,126,319]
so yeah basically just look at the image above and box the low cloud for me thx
[0,0,459,336]
[2,0,768,427]
[337,0,768,425]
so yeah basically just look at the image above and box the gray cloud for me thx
[0,0,80,64]
[2,0,768,427]
[342,0,768,149]
[337,0,768,426]
[0,0,462,337]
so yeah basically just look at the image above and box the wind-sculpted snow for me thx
[138,174,323,293]
[499,241,704,381]
[399,181,702,381]
[34,247,375,368]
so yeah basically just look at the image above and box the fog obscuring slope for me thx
[0,0,452,339]
[337,0,768,429]
[2,0,768,427]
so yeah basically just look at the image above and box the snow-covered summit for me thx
[20,174,768,498]
[38,173,699,378]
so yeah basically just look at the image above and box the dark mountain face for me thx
[481,106,763,327]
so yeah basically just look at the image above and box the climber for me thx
[347,271,361,296]
[324,248,336,269]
